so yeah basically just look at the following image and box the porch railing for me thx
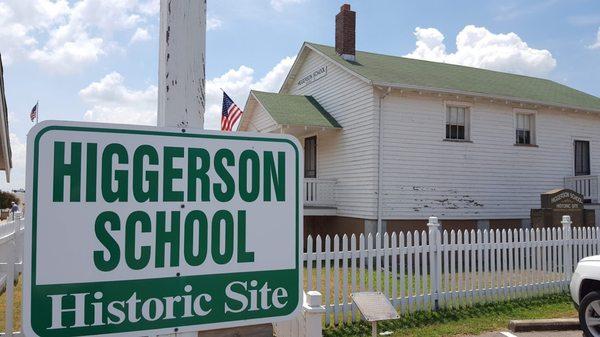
[565,175,599,203]
[304,178,336,207]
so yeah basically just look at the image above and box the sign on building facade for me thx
[531,188,595,228]
[24,121,302,337]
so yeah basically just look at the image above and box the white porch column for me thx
[158,0,206,129]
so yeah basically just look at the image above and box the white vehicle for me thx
[571,255,600,337]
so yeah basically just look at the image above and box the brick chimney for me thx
[335,4,356,61]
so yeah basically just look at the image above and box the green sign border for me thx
[27,124,301,336]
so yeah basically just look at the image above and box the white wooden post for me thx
[157,2,206,336]
[427,216,442,310]
[158,0,206,129]
[4,221,16,337]
[562,215,573,284]
[304,291,325,337]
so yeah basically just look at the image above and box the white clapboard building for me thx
[239,4,600,237]
[0,54,12,183]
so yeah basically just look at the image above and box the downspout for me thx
[377,87,392,234]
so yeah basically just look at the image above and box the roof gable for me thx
[248,90,341,129]
[306,42,600,112]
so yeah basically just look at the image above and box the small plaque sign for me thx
[351,292,399,322]
[296,65,328,89]
[541,188,584,210]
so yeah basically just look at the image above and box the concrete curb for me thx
[509,318,580,332]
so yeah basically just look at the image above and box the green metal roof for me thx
[307,42,600,112]
[251,90,341,128]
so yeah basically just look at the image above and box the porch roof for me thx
[250,90,341,129]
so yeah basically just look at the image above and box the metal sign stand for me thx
[351,292,400,337]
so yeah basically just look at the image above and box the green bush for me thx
[0,190,19,209]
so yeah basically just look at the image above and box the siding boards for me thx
[381,93,600,220]
[245,103,277,132]
[285,50,378,219]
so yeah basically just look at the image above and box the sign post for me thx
[158,0,206,129]
[351,292,399,337]
[24,121,302,337]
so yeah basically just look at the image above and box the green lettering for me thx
[86,143,97,202]
[125,211,151,270]
[264,151,285,201]
[213,149,235,202]
[239,150,260,202]
[133,145,159,202]
[93,211,121,272]
[187,148,211,202]
[102,143,129,202]
[155,211,180,268]
[211,210,233,265]
[184,210,208,266]
[52,142,82,202]
[163,147,184,202]
[237,210,254,263]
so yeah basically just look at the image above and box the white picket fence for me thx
[1,214,598,336]
[303,216,598,326]
[0,213,24,337]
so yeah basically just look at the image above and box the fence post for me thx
[4,219,16,337]
[427,216,442,310]
[304,291,325,337]
[562,215,573,285]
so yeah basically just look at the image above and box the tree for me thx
[0,190,19,209]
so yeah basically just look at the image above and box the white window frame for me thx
[302,133,318,179]
[514,108,537,145]
[570,136,592,176]
[444,101,472,141]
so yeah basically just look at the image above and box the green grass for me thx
[304,267,563,307]
[323,293,577,337]
[0,275,574,336]
[0,276,21,332]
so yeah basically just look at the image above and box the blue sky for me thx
[0,0,599,191]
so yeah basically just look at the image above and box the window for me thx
[515,112,535,145]
[304,136,317,178]
[445,106,469,140]
[575,140,590,176]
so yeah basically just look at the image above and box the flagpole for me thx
[36,101,39,124]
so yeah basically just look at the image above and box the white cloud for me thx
[79,56,295,130]
[270,0,306,12]
[405,25,557,77]
[0,0,69,64]
[137,0,159,16]
[2,133,27,188]
[30,35,105,74]
[130,27,151,43]
[207,17,223,31]
[80,72,158,125]
[0,0,158,72]
[204,56,296,130]
[9,133,25,174]
[588,28,600,50]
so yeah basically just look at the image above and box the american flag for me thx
[221,92,243,131]
[30,102,38,123]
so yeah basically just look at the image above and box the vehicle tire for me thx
[580,291,600,337]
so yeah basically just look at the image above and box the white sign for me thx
[296,65,328,88]
[24,121,302,337]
